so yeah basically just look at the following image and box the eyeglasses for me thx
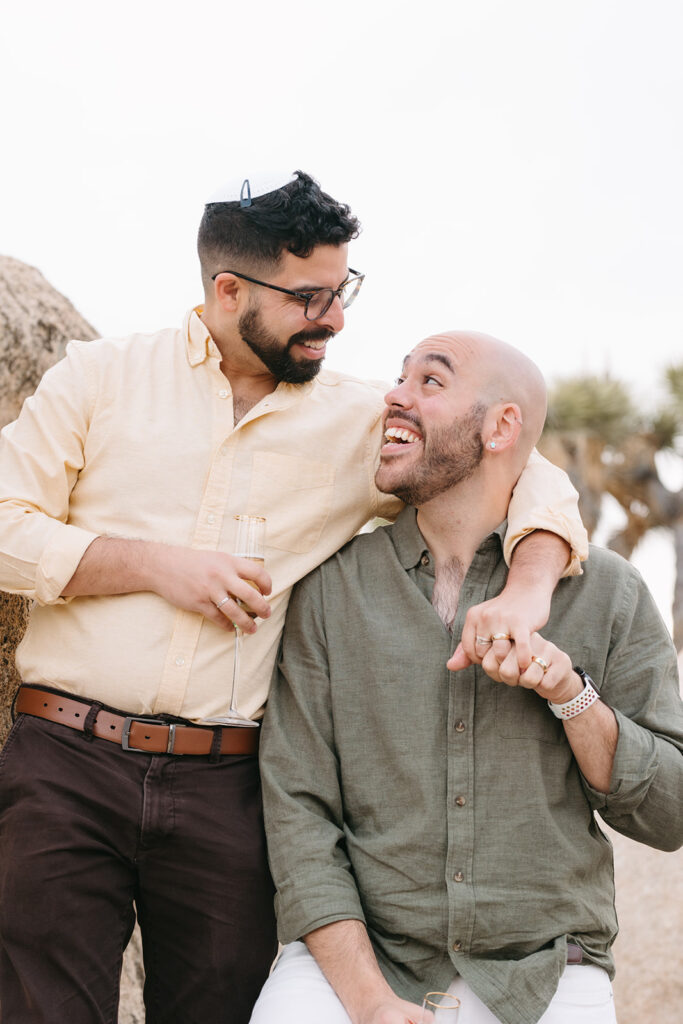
[211,268,365,321]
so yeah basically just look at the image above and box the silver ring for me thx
[475,635,493,645]
[531,655,550,674]
[215,596,231,610]
[491,632,511,642]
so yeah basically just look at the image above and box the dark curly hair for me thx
[197,171,360,290]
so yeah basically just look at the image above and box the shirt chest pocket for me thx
[246,452,335,554]
[494,684,565,744]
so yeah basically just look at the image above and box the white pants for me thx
[249,941,618,1024]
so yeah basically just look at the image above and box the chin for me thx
[375,466,402,496]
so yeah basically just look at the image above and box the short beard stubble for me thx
[381,402,487,506]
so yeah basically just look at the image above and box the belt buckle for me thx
[121,716,175,753]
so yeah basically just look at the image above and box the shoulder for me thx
[66,324,181,366]
[296,522,395,595]
[312,368,387,410]
[560,542,663,632]
[580,543,644,585]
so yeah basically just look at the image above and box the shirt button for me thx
[218,389,229,399]
[452,940,463,952]
[420,554,430,566]
[175,656,185,667]
[454,871,464,882]
[207,514,216,524]
[454,720,466,732]
[455,795,467,807]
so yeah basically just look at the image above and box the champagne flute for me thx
[419,992,460,1023]
[206,515,265,728]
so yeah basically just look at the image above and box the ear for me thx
[486,403,522,453]
[212,272,243,314]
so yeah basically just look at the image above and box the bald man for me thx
[250,333,683,1024]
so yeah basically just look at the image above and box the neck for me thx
[416,475,511,631]
[416,474,512,572]
[200,306,278,414]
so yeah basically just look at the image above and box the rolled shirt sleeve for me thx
[504,449,589,576]
[579,567,683,851]
[0,342,99,604]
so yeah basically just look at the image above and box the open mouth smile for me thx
[381,425,424,454]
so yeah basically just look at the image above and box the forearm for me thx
[61,536,165,597]
[61,536,271,632]
[562,685,619,793]
[304,921,396,1024]
[506,529,569,606]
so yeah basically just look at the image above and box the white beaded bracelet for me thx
[548,668,600,720]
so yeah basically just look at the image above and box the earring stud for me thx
[489,441,496,449]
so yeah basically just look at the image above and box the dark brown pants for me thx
[0,711,277,1023]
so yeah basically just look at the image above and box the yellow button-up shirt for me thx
[0,309,587,721]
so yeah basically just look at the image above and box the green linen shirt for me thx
[260,507,683,1024]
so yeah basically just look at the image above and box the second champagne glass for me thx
[419,991,460,1023]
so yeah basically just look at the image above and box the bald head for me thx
[407,330,547,450]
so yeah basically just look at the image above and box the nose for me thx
[384,378,412,408]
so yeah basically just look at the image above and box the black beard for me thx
[378,402,487,506]
[239,306,333,384]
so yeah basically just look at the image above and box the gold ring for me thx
[531,655,550,673]
[491,632,511,641]
[475,635,493,645]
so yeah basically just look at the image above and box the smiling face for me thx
[238,244,349,383]
[375,334,489,505]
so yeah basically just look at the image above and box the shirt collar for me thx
[181,307,318,411]
[183,307,221,366]
[389,505,507,571]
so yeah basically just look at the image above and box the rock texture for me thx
[0,255,98,427]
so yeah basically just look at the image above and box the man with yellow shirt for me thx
[0,171,586,1023]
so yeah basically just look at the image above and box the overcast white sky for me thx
[1,0,681,623]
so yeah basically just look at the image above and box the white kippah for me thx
[206,171,298,206]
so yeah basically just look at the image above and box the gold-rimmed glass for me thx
[419,991,460,1023]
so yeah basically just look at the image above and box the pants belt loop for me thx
[209,727,223,763]
[83,701,103,742]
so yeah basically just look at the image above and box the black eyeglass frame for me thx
[211,268,365,321]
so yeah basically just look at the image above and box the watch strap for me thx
[548,667,600,720]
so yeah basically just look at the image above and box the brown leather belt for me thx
[16,686,259,756]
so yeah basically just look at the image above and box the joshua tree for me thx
[539,365,683,650]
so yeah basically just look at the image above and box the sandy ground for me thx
[608,826,682,1024]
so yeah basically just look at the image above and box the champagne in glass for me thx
[419,992,460,1023]
[206,515,265,728]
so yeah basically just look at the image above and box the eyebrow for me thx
[402,351,455,373]
[294,271,351,293]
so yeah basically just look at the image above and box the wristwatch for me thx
[548,667,600,720]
